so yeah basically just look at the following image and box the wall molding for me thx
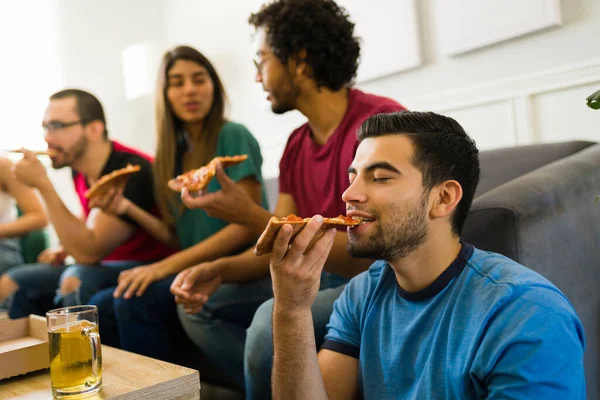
[409,58,600,112]
[408,58,600,146]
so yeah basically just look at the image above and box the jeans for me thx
[0,239,23,275]
[244,283,346,399]
[5,261,141,319]
[90,277,191,363]
[177,277,274,391]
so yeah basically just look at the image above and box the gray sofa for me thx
[462,140,600,399]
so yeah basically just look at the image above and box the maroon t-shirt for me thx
[279,89,406,218]
[72,141,175,262]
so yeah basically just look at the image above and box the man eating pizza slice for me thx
[0,89,174,326]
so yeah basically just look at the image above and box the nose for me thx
[255,71,263,83]
[183,78,198,95]
[342,178,367,205]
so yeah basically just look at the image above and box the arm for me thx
[157,177,262,276]
[89,187,178,248]
[181,162,275,234]
[0,158,47,238]
[269,216,338,399]
[114,177,263,299]
[12,150,134,265]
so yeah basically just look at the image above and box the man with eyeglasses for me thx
[0,89,174,343]
[168,0,406,397]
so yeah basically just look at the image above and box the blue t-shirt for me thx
[323,243,585,399]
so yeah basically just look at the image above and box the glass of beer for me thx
[46,305,102,397]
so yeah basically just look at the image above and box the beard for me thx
[51,134,88,169]
[268,72,300,115]
[347,193,429,262]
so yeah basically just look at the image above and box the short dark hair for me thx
[357,111,480,236]
[249,0,360,91]
[49,89,108,138]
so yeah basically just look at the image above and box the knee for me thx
[245,299,274,362]
[0,274,19,301]
[59,276,81,295]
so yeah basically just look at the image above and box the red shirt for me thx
[72,141,175,262]
[279,89,406,218]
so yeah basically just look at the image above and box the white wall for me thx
[360,0,600,150]
[3,0,600,245]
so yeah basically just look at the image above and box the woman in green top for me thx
[89,46,273,363]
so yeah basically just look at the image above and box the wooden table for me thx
[0,345,200,399]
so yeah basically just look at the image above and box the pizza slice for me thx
[4,149,58,157]
[84,164,142,199]
[168,154,248,193]
[254,214,362,256]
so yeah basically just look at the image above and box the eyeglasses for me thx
[253,57,264,74]
[42,120,89,134]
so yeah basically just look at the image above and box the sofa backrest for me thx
[475,140,596,198]
[463,142,600,399]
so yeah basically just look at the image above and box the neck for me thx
[389,230,462,293]
[296,87,349,145]
[185,120,204,141]
[71,140,112,182]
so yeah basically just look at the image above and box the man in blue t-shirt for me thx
[267,111,585,399]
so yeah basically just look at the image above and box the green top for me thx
[174,121,269,249]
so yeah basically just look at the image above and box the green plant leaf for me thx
[596,194,600,204]
[587,89,600,110]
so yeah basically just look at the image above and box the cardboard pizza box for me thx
[0,315,49,380]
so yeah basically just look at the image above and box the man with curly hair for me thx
[171,0,406,397]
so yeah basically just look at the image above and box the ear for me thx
[86,120,105,140]
[429,180,463,220]
[289,49,310,79]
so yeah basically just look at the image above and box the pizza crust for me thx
[254,214,360,256]
[168,154,249,193]
[84,164,142,199]
[5,149,58,157]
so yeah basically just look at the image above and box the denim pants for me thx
[89,276,193,363]
[244,283,346,399]
[178,273,347,399]
[177,277,274,391]
[5,261,141,319]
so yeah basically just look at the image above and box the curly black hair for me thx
[249,0,361,91]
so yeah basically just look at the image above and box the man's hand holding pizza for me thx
[88,186,130,216]
[11,148,52,190]
[180,160,257,225]
[270,215,337,313]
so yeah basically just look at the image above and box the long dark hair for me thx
[153,45,227,224]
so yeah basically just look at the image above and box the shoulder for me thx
[350,88,407,116]
[280,123,310,158]
[465,247,577,315]
[0,157,12,173]
[109,149,152,171]
[218,121,254,140]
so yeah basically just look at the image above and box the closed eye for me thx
[373,177,391,182]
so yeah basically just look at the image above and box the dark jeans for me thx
[89,277,191,363]
[6,261,141,319]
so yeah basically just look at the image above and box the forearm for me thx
[323,232,373,278]
[272,307,328,400]
[38,184,100,262]
[218,248,271,282]
[242,202,275,234]
[124,201,178,247]
[0,212,47,238]
[161,224,257,276]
